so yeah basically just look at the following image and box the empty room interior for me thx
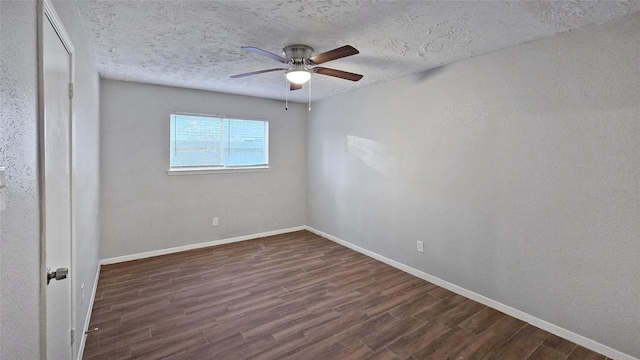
[1,1,639,359]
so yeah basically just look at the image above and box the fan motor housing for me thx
[283,44,313,62]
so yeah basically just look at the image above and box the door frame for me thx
[38,0,77,358]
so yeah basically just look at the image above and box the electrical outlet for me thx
[417,241,424,253]
[212,217,219,226]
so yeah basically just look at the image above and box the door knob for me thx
[46,267,68,285]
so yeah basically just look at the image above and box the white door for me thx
[43,5,74,359]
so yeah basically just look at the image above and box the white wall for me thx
[0,2,41,358]
[308,12,640,359]
[100,80,307,259]
[0,1,101,358]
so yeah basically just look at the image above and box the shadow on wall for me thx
[412,65,448,83]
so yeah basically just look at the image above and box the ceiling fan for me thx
[230,44,363,90]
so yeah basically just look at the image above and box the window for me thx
[169,113,268,172]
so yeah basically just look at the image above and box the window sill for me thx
[166,166,270,176]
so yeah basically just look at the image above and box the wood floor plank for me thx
[333,291,390,314]
[240,308,313,341]
[434,299,486,327]
[527,345,568,360]
[458,306,506,335]
[83,344,131,360]
[335,343,376,359]
[449,328,509,360]
[94,326,151,348]
[336,312,398,347]
[83,230,608,360]
[411,326,476,360]
[486,324,550,360]
[361,315,423,352]
[272,309,341,341]
[284,335,345,360]
[213,333,276,360]
[385,320,451,359]
[410,293,468,322]
[487,313,528,339]
[164,331,246,360]
[306,290,364,313]
[149,311,219,337]
[387,293,440,319]
[363,284,435,317]
[543,333,578,355]
[247,332,312,360]
[365,348,402,360]
[129,332,207,360]
[304,310,371,343]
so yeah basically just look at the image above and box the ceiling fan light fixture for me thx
[286,68,311,84]
[232,44,363,88]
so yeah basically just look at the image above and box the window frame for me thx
[167,112,270,175]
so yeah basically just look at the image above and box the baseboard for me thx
[305,226,637,360]
[76,264,100,360]
[100,226,306,265]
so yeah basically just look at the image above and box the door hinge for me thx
[71,328,75,345]
[69,83,74,99]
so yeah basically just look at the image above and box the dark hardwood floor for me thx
[83,230,610,360]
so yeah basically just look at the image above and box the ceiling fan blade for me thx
[313,67,363,82]
[290,82,302,91]
[230,68,285,79]
[241,46,289,64]
[309,45,359,65]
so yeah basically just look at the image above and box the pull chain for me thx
[285,76,289,110]
[308,77,311,111]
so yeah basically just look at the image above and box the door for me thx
[43,4,74,359]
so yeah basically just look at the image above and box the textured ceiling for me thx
[75,1,640,103]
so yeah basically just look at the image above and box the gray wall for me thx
[100,80,307,259]
[0,1,101,358]
[308,12,639,358]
